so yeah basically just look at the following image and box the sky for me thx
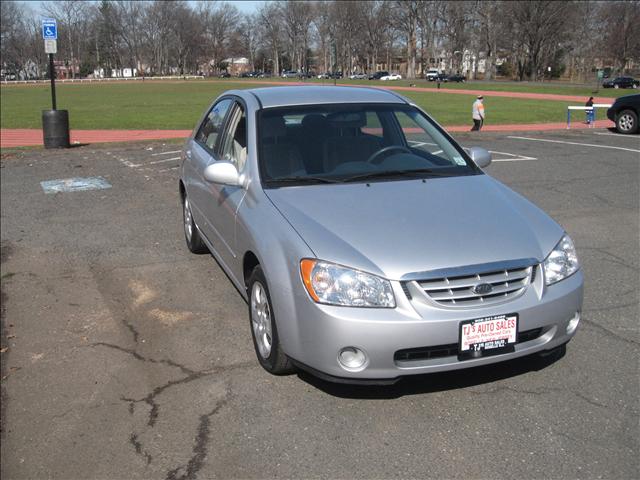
[32,1,265,17]
[218,1,263,13]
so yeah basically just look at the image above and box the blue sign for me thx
[42,18,57,40]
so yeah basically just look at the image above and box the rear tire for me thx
[248,266,295,375]
[616,109,638,134]
[182,195,208,254]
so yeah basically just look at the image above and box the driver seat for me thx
[322,109,383,172]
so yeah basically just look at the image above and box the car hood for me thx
[265,175,564,280]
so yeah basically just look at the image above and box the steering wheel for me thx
[366,145,412,164]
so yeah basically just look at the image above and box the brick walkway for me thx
[1,129,191,148]
[1,120,614,149]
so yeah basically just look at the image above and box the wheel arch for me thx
[243,251,260,288]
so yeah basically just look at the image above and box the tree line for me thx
[1,0,639,82]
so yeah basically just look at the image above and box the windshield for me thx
[258,104,480,187]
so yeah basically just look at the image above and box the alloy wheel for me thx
[183,198,193,241]
[251,282,272,359]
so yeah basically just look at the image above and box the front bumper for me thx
[286,268,583,381]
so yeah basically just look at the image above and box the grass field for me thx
[0,79,616,130]
[276,76,632,97]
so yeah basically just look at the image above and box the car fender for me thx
[235,187,315,360]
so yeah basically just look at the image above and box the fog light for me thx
[566,311,580,335]
[338,347,368,371]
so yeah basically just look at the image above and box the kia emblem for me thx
[473,283,493,295]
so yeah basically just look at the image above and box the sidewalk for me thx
[1,129,191,148]
[1,120,613,149]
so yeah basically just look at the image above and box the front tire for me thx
[616,109,638,134]
[182,195,208,254]
[248,266,294,375]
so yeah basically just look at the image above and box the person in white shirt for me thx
[471,95,485,131]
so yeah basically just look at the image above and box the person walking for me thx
[585,96,594,125]
[471,95,485,131]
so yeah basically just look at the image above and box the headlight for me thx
[300,259,396,308]
[543,234,580,285]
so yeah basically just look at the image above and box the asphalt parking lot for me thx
[1,128,638,479]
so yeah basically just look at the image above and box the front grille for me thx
[394,327,544,363]
[417,265,533,308]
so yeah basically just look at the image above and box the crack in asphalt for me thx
[581,246,640,272]
[469,385,611,410]
[468,385,560,396]
[580,316,640,346]
[165,395,229,480]
[120,361,253,427]
[130,433,153,465]
[90,342,196,376]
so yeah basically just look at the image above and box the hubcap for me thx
[183,198,193,241]
[619,114,634,132]
[251,282,272,359]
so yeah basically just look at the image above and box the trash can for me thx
[42,109,70,148]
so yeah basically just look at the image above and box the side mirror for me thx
[204,162,241,186]
[468,146,492,168]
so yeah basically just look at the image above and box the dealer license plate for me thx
[459,314,518,359]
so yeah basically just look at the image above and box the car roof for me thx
[233,86,408,109]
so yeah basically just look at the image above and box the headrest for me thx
[302,114,329,131]
[262,116,286,137]
[327,111,366,128]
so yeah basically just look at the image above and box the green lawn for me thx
[0,79,612,130]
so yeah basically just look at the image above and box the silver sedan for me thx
[179,86,583,384]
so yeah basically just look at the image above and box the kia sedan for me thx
[179,86,583,384]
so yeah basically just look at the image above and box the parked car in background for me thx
[602,77,639,89]
[349,72,367,80]
[380,73,402,81]
[281,70,298,79]
[607,94,639,134]
[435,73,449,82]
[447,74,467,83]
[180,86,582,383]
[218,72,231,78]
[369,71,389,80]
[425,69,440,81]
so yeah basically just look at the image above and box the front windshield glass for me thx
[258,103,480,186]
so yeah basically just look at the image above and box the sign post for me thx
[42,19,58,109]
[41,18,69,148]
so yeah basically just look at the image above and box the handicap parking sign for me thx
[42,18,57,40]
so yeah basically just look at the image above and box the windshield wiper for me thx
[270,175,344,185]
[342,168,455,183]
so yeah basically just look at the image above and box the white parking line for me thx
[507,136,640,153]
[462,147,537,162]
[151,149,181,156]
[147,156,181,165]
[592,132,640,139]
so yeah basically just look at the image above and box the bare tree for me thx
[507,1,573,81]
[280,1,314,72]
[197,1,240,74]
[393,0,419,78]
[473,0,501,80]
[41,0,91,78]
[361,1,391,73]
[238,14,259,71]
[598,0,640,74]
[312,1,332,73]
[257,2,284,74]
